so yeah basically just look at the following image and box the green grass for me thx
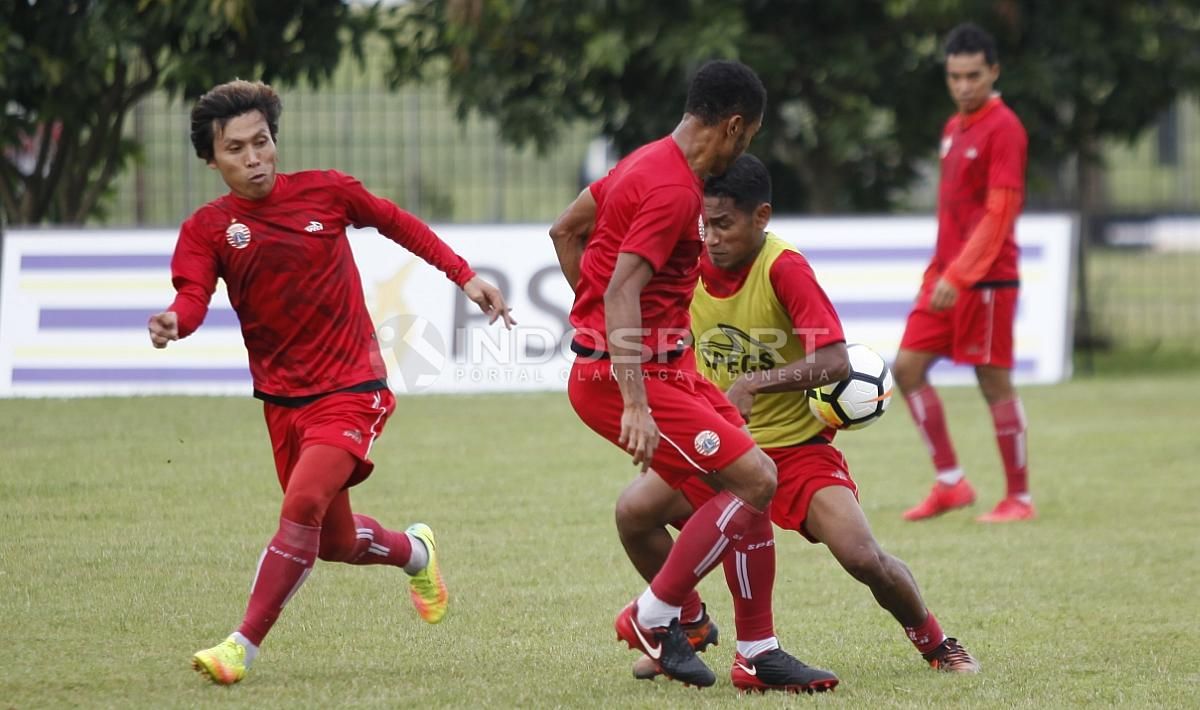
[3,377,1199,708]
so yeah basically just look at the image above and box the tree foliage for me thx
[387,0,1200,212]
[0,0,379,225]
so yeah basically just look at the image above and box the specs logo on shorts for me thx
[343,429,363,444]
[694,430,721,456]
[225,221,252,249]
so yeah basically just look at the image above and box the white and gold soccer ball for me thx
[807,343,894,430]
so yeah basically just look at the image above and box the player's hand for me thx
[463,276,517,329]
[930,277,959,312]
[618,404,659,472]
[147,311,179,349]
[725,376,756,422]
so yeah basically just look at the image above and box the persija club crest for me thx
[694,430,721,456]
[225,221,252,249]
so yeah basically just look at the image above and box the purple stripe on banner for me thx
[830,301,914,319]
[39,308,239,329]
[804,247,934,261]
[12,368,251,383]
[800,245,1043,261]
[22,254,171,270]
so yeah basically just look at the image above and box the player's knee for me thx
[836,541,888,585]
[892,358,922,393]
[614,490,657,537]
[280,490,327,528]
[742,454,777,511]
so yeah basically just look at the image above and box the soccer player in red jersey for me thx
[894,23,1035,523]
[147,80,514,685]
[555,60,814,690]
[618,155,979,685]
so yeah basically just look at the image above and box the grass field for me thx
[3,375,1199,708]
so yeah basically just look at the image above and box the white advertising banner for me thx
[0,215,1075,397]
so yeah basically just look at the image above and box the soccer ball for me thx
[807,344,894,430]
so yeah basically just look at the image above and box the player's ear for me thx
[753,202,772,230]
[726,114,744,139]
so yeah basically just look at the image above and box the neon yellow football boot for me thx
[406,523,449,624]
[191,636,249,685]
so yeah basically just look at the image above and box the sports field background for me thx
[3,374,1197,708]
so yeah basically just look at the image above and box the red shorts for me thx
[263,389,396,491]
[900,281,1018,368]
[568,353,756,488]
[678,441,857,543]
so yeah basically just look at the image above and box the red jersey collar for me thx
[960,96,1003,130]
[225,172,289,211]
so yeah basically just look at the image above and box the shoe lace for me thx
[931,638,973,666]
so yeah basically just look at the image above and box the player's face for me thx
[945,52,999,115]
[711,115,763,176]
[208,110,278,200]
[703,195,770,270]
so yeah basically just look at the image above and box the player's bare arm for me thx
[147,311,180,349]
[548,187,597,292]
[462,275,517,329]
[724,342,850,420]
[605,252,659,471]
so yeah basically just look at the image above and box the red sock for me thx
[237,517,320,646]
[680,591,704,624]
[722,510,775,642]
[990,398,1029,497]
[346,514,415,567]
[905,386,959,474]
[904,609,946,655]
[650,490,766,605]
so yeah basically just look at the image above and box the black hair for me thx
[704,154,771,214]
[190,80,282,162]
[684,60,767,127]
[944,22,998,65]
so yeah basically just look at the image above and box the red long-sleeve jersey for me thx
[166,170,475,400]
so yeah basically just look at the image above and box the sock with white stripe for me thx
[346,514,419,571]
[237,517,319,646]
[990,398,1030,498]
[905,386,959,477]
[722,510,776,643]
[648,490,767,609]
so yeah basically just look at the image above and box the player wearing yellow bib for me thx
[610,155,980,682]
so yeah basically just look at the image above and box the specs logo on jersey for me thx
[304,221,324,233]
[940,136,953,159]
[225,221,252,249]
[697,213,706,241]
[965,147,979,160]
[697,323,782,376]
[694,430,721,456]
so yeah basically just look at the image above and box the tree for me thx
[385,0,1200,213]
[386,0,949,212]
[0,0,380,225]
